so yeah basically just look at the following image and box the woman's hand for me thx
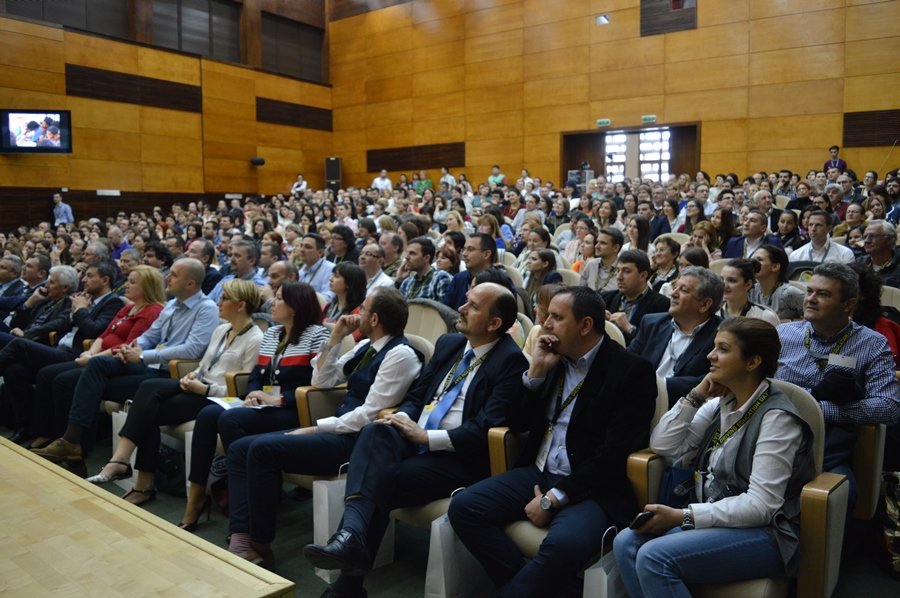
[633,504,685,535]
[244,390,282,407]
[180,376,208,395]
[689,373,729,402]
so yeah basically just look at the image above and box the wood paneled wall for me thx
[330,0,900,187]
[0,15,332,203]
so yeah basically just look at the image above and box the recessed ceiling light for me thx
[595,15,610,25]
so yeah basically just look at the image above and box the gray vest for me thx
[693,387,816,574]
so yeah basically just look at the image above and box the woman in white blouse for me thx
[614,317,815,596]
[718,258,780,327]
[85,280,263,505]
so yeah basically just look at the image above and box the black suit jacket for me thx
[0,279,27,318]
[71,293,125,350]
[723,235,782,259]
[10,296,72,344]
[627,312,720,401]
[396,332,528,467]
[513,340,657,527]
[601,288,671,343]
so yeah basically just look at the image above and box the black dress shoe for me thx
[303,529,371,576]
[8,428,28,445]
[319,588,367,598]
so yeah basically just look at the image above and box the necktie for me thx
[425,349,474,431]
[353,345,377,372]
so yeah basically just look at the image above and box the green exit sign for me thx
[596,118,611,127]
[641,114,657,124]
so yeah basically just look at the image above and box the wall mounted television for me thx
[1,110,73,154]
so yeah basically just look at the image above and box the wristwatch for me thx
[539,494,554,511]
[680,507,695,530]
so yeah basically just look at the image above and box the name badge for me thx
[156,343,166,350]
[423,403,435,414]
[263,385,281,397]
[534,427,553,472]
[827,354,856,369]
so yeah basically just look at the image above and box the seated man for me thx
[0,254,50,332]
[396,236,452,303]
[776,262,899,503]
[225,287,422,566]
[357,243,395,295]
[2,265,79,348]
[208,240,267,302]
[32,258,219,462]
[789,210,854,264]
[628,266,723,401]
[185,239,223,295]
[258,259,298,313]
[303,282,528,597]
[601,249,670,344]
[723,209,781,259]
[443,233,503,310]
[580,228,623,292]
[297,233,336,300]
[856,220,900,289]
[0,259,123,442]
[448,286,657,596]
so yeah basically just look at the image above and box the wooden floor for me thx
[0,437,294,597]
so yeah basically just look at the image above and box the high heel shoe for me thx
[243,542,276,571]
[177,495,212,532]
[86,460,133,484]
[122,487,156,507]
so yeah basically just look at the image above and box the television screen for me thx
[0,110,72,154]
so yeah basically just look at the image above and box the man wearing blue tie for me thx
[304,282,528,598]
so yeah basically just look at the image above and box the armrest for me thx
[626,449,665,507]
[82,339,94,350]
[488,426,528,476]
[798,472,848,598]
[225,371,251,397]
[168,359,200,379]
[852,423,886,520]
[378,407,397,419]
[295,385,347,427]
[48,331,58,346]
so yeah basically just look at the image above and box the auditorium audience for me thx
[718,259,781,327]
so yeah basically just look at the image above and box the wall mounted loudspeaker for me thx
[250,157,266,166]
[326,156,342,193]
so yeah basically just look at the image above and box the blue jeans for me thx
[613,526,788,598]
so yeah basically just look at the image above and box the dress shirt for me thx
[580,258,619,292]
[398,338,499,452]
[311,335,421,434]
[656,318,711,378]
[137,291,219,367]
[365,270,395,295]
[651,380,803,529]
[53,202,74,225]
[58,291,113,350]
[299,258,335,300]
[776,321,899,425]
[399,265,452,303]
[198,322,263,396]
[522,337,605,504]
[208,269,268,303]
[789,239,854,264]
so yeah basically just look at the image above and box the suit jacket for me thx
[600,287,671,344]
[767,208,784,235]
[723,235,782,259]
[627,312,721,401]
[71,293,126,350]
[10,296,73,344]
[0,279,28,317]
[396,332,527,468]
[513,340,657,527]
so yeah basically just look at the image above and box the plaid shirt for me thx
[399,266,452,303]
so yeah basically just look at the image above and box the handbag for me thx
[311,465,395,583]
[155,444,186,497]
[423,513,493,598]
[659,462,694,508]
[583,526,626,598]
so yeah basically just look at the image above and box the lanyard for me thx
[407,268,434,299]
[719,300,753,320]
[707,389,770,455]
[438,351,487,398]
[551,376,584,426]
[804,325,854,371]
[162,303,185,344]
[807,240,832,263]
[270,334,289,385]
[201,321,255,377]
[594,260,617,290]
[303,259,325,283]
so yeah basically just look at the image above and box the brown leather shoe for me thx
[31,438,83,462]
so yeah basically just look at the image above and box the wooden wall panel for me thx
[749,10,843,52]
[748,114,843,151]
[590,66,664,101]
[524,46,590,79]
[845,38,900,77]
[666,88,748,122]
[412,40,465,72]
[698,0,748,26]
[464,56,523,88]
[524,75,588,108]
[524,17,590,54]
[413,91,466,120]
[748,79,843,117]
[844,73,900,112]
[700,119,749,154]
[466,111,522,141]
[664,55,748,94]
[411,14,466,47]
[589,8,639,43]
[464,88,523,115]
[750,0,844,19]
[845,2,898,42]
[665,23,749,61]
[749,45,844,86]
[591,36,664,71]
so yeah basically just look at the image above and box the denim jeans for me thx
[613,525,787,598]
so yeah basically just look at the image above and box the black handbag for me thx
[154,444,186,497]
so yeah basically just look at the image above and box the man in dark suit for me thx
[443,233,502,310]
[601,249,670,344]
[723,209,782,259]
[755,190,783,235]
[0,254,49,332]
[0,256,26,300]
[628,266,723,401]
[303,282,528,598]
[0,259,124,443]
[448,286,657,595]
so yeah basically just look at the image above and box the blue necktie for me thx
[424,349,474,431]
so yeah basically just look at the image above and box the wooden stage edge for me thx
[0,437,295,597]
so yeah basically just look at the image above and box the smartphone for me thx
[629,511,654,530]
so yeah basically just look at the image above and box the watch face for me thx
[540,495,552,511]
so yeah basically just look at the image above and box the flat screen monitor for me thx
[0,110,73,154]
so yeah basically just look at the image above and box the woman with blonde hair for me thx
[477,214,506,251]
[86,280,263,513]
[376,215,396,233]
[686,220,721,260]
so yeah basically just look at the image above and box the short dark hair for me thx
[304,233,326,251]
[598,227,625,248]
[358,217,377,236]
[409,236,436,262]
[717,317,781,378]
[813,262,859,303]
[145,241,173,267]
[380,231,403,253]
[192,238,216,264]
[279,281,322,344]
[29,253,52,276]
[472,232,498,264]
[331,224,356,247]
[368,287,408,337]
[618,249,651,273]
[88,258,119,288]
[725,258,761,283]
[554,285,607,335]
[756,245,789,283]
[232,239,260,265]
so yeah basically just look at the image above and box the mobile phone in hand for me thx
[629,511,654,530]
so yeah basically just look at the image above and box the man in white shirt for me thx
[297,233,336,300]
[358,243,394,295]
[580,228,623,292]
[371,169,392,193]
[789,210,854,264]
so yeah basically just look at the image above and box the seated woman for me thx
[325,225,359,265]
[775,209,807,253]
[851,262,900,369]
[659,248,709,299]
[26,266,165,448]
[323,262,366,325]
[224,287,423,566]
[523,283,564,357]
[614,317,816,596]
[179,281,329,527]
[435,244,460,276]
[684,220,722,261]
[833,202,867,238]
[570,233,595,273]
[524,249,562,303]
[719,259,780,327]
[84,280,263,508]
[749,245,804,322]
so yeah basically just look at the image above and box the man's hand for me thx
[286,426,319,436]
[608,311,633,335]
[394,260,411,283]
[70,292,92,311]
[528,334,562,379]
[332,314,361,340]
[524,485,555,527]
[383,413,428,445]
[24,286,49,308]
[10,328,24,337]
[117,340,143,364]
